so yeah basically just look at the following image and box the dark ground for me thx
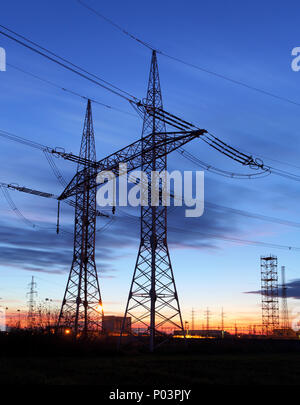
[1,332,300,385]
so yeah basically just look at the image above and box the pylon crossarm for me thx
[0,182,57,199]
[0,181,109,219]
[53,130,200,168]
[55,129,206,200]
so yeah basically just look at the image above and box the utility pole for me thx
[57,100,103,337]
[120,50,184,351]
[281,266,289,333]
[27,276,37,329]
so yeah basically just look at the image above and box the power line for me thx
[0,26,137,103]
[96,216,115,233]
[1,124,299,230]
[228,143,300,173]
[205,201,300,229]
[178,148,270,179]
[43,150,67,188]
[120,198,300,229]
[0,128,69,188]
[77,0,300,109]
[0,128,50,151]
[2,172,299,251]
[179,145,300,182]
[0,24,137,101]
[3,24,299,180]
[169,225,300,251]
[77,0,155,51]
[0,185,71,234]
[3,128,300,230]
[160,53,300,108]
[0,186,36,228]
[3,21,300,180]
[8,63,137,117]
[116,208,300,251]
[2,124,300,194]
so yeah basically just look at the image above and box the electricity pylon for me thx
[57,100,103,337]
[120,50,184,351]
[27,276,37,329]
[52,68,263,346]
[205,307,211,331]
[281,266,289,332]
[221,307,225,331]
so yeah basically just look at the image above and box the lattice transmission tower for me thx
[205,307,211,331]
[120,50,184,351]
[281,265,289,332]
[27,276,37,329]
[57,100,103,337]
[261,255,279,335]
[221,307,225,331]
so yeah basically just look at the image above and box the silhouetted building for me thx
[273,328,297,338]
[103,316,131,335]
[173,329,230,338]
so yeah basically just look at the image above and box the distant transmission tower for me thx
[191,308,195,330]
[27,276,37,329]
[57,100,103,337]
[205,308,211,330]
[281,266,289,332]
[221,307,225,331]
[261,255,279,335]
[120,50,184,351]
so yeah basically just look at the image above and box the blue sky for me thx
[1,0,300,329]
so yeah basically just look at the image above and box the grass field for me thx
[1,333,300,385]
[1,352,300,385]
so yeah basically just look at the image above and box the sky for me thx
[1,0,300,330]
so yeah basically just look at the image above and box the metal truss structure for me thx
[120,51,184,351]
[261,255,279,335]
[280,265,289,332]
[0,26,271,348]
[49,62,263,346]
[57,100,103,337]
[27,276,37,329]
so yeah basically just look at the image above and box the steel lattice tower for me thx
[120,50,184,351]
[57,100,103,337]
[27,276,37,329]
[261,255,279,335]
[281,266,289,332]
